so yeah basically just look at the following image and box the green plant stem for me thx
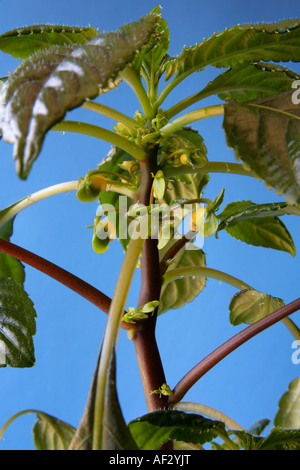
[166,90,214,119]
[155,74,187,110]
[82,99,137,128]
[163,162,254,179]
[163,266,252,291]
[214,429,240,450]
[120,67,154,119]
[0,181,79,228]
[172,402,244,431]
[169,297,300,404]
[160,104,224,138]
[166,83,287,119]
[52,120,147,161]
[92,236,144,450]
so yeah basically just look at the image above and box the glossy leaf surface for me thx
[274,378,300,429]
[229,288,285,325]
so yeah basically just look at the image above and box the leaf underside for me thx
[223,92,300,205]
[0,213,25,284]
[159,243,206,314]
[33,411,76,450]
[200,62,300,104]
[0,25,100,59]
[0,276,36,367]
[0,12,159,179]
[69,349,137,450]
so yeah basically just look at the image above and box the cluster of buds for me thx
[158,132,207,168]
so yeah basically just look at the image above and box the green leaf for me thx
[33,411,76,450]
[0,25,100,60]
[223,92,300,205]
[69,349,137,450]
[159,242,206,314]
[232,426,300,450]
[0,276,36,367]
[160,127,208,203]
[128,410,227,450]
[218,200,296,256]
[218,200,292,227]
[257,427,300,450]
[229,429,263,450]
[0,205,25,284]
[274,378,300,429]
[199,62,300,104]
[0,12,159,179]
[137,6,170,86]
[229,288,285,326]
[165,20,300,83]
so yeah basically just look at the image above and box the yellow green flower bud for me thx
[190,207,218,237]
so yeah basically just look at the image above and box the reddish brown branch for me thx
[160,230,196,275]
[0,237,132,330]
[169,297,300,404]
[132,153,169,412]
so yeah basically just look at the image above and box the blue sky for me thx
[0,0,300,450]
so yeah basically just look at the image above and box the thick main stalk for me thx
[132,151,169,412]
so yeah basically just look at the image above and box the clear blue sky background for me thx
[0,0,299,450]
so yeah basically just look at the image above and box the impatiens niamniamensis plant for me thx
[0,7,300,450]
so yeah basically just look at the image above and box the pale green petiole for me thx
[82,99,138,129]
[0,180,135,230]
[164,267,300,340]
[163,266,251,291]
[160,104,225,138]
[92,235,144,450]
[120,67,154,119]
[52,120,147,161]
[163,162,254,179]
[172,402,244,431]
[0,181,79,229]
